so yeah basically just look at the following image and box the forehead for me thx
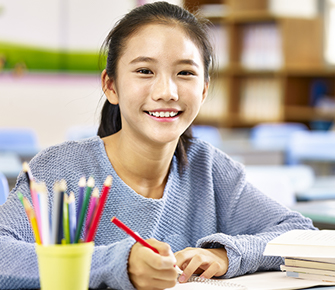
[120,23,203,64]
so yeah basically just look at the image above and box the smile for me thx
[147,111,179,118]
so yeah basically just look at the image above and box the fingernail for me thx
[179,274,186,283]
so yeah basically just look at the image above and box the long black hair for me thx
[98,1,214,170]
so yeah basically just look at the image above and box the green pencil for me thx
[63,194,70,244]
[16,192,24,206]
[74,176,94,243]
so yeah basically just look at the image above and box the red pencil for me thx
[111,216,159,254]
[111,216,183,274]
[85,176,113,242]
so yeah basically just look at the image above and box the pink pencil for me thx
[84,187,99,238]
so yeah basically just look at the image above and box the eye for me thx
[137,69,153,74]
[178,71,195,76]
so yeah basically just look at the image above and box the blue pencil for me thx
[68,192,77,244]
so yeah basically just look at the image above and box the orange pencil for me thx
[23,197,42,245]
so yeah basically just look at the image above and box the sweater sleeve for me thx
[195,153,316,278]
[0,174,136,290]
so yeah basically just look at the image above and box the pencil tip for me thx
[87,176,95,187]
[59,179,67,192]
[92,187,99,197]
[22,162,29,172]
[104,175,113,187]
[78,176,86,187]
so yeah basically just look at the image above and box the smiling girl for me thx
[0,2,316,290]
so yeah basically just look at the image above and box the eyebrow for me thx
[129,56,199,68]
[129,56,157,65]
[175,59,199,68]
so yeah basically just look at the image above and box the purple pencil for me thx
[68,192,77,244]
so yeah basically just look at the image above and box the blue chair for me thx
[287,131,335,200]
[0,152,22,179]
[250,122,308,151]
[0,172,9,205]
[0,128,40,156]
[192,125,223,149]
[287,131,335,164]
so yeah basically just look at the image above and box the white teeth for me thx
[148,111,178,118]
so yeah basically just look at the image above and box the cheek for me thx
[181,83,205,106]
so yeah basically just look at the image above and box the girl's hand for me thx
[128,238,179,290]
[174,247,229,283]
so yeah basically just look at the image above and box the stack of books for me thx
[264,230,335,283]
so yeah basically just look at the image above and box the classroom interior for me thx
[0,0,335,229]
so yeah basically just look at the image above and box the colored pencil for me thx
[75,176,94,243]
[85,176,112,242]
[30,181,43,244]
[37,182,50,246]
[111,216,159,253]
[22,162,33,186]
[111,216,184,274]
[51,182,60,245]
[84,187,99,239]
[68,192,77,244]
[57,180,66,244]
[17,191,25,207]
[17,191,32,228]
[76,177,86,225]
[23,197,41,244]
[63,193,70,244]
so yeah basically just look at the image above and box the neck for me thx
[103,130,178,199]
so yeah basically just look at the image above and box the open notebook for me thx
[168,271,335,290]
[172,276,247,289]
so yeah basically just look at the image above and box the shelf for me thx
[225,11,278,22]
[285,106,335,121]
[217,66,335,76]
[184,0,335,128]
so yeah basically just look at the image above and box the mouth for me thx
[145,111,181,118]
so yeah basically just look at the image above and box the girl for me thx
[0,2,315,290]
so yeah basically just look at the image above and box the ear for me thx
[101,69,119,105]
[201,80,209,105]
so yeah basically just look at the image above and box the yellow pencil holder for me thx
[35,242,94,290]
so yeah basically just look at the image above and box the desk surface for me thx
[88,272,335,290]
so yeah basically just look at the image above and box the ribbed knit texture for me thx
[0,136,315,289]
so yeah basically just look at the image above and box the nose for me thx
[151,75,178,102]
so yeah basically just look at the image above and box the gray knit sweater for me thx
[0,136,315,289]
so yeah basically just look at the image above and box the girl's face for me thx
[104,23,208,147]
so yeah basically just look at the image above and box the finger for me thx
[139,245,176,271]
[151,267,179,281]
[175,247,196,269]
[178,254,204,283]
[199,261,221,279]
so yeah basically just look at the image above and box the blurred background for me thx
[0,0,335,228]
